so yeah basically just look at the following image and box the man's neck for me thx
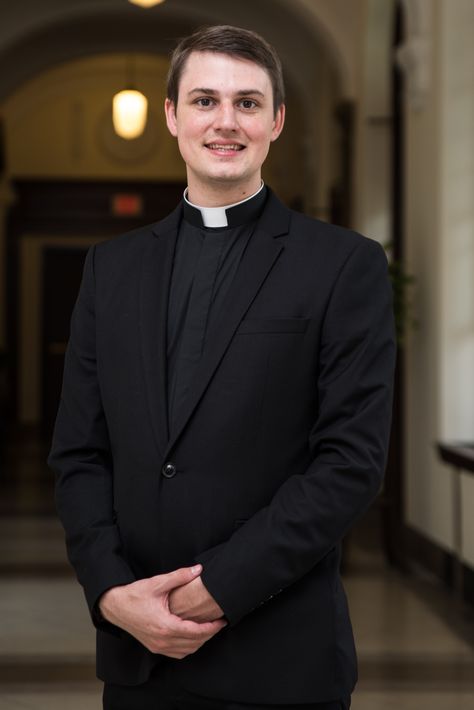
[186,177,263,208]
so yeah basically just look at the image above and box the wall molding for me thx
[396,0,433,110]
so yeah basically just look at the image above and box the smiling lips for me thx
[206,142,245,153]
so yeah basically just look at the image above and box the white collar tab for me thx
[183,182,266,229]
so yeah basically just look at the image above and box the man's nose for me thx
[213,102,238,130]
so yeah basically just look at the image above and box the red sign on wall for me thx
[111,193,144,217]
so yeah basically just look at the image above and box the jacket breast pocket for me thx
[236,318,309,334]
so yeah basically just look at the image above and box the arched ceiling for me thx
[0,0,355,103]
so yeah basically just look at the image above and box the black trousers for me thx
[103,663,351,710]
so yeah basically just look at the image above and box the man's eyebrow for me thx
[187,88,216,96]
[235,89,265,97]
[187,88,266,97]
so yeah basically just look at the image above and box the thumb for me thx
[159,564,202,591]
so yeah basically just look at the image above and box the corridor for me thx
[1,514,473,709]
[1,1,473,708]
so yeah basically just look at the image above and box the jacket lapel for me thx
[162,190,290,460]
[139,203,182,457]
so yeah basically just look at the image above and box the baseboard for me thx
[403,524,474,605]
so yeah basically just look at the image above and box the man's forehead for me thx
[179,50,271,90]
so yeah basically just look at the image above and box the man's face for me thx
[165,51,285,204]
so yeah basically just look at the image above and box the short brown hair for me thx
[167,25,285,115]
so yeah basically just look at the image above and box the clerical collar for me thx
[183,182,267,228]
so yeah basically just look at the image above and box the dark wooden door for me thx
[41,247,88,437]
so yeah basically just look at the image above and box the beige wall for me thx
[3,54,184,181]
[294,0,365,98]
[353,0,394,245]
[404,0,474,567]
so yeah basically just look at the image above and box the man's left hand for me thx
[168,575,224,622]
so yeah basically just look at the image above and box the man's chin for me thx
[204,170,248,185]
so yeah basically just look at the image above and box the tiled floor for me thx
[2,689,474,710]
[353,692,474,709]
[1,517,474,709]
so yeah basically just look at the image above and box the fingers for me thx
[160,623,227,657]
[141,617,227,657]
[163,615,227,640]
[154,564,202,592]
[181,618,228,635]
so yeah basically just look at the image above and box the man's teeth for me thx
[207,144,242,151]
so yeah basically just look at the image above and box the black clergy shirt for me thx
[166,185,268,437]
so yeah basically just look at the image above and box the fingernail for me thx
[191,564,202,574]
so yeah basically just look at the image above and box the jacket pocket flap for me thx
[237,318,309,334]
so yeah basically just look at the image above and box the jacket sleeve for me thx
[194,237,397,626]
[47,245,136,633]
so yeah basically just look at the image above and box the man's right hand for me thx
[98,564,227,659]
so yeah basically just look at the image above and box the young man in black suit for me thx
[49,25,396,710]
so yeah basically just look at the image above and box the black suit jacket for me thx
[48,189,396,704]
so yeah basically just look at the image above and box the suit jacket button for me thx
[162,462,177,478]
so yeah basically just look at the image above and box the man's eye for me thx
[196,98,213,107]
[240,99,257,109]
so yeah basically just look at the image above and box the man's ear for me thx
[270,103,285,143]
[164,98,178,137]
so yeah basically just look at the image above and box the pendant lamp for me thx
[128,0,166,7]
[113,55,148,140]
[113,89,148,140]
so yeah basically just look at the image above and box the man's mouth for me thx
[205,143,245,153]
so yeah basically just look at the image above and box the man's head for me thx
[165,25,286,205]
[167,25,285,117]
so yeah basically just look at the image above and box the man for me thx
[49,25,396,710]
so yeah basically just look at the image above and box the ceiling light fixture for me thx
[112,55,148,140]
[128,0,166,8]
[113,89,148,140]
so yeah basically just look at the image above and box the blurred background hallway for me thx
[0,1,473,708]
[1,452,473,708]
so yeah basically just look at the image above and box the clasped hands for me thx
[99,564,227,659]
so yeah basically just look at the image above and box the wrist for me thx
[98,585,123,622]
